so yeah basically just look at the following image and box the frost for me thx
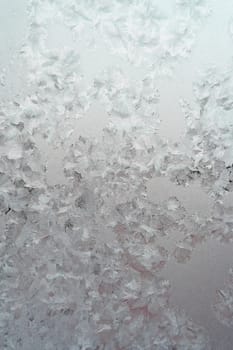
[147,176,213,216]
[213,267,233,328]
[0,0,233,349]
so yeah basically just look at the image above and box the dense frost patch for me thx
[0,0,233,349]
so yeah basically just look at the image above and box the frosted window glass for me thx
[1,1,233,349]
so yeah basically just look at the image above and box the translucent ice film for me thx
[0,0,233,349]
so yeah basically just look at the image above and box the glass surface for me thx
[0,1,233,349]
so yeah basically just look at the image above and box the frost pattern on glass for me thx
[0,0,233,349]
[213,267,233,328]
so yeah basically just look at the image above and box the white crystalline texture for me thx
[1,0,233,349]
[213,268,233,328]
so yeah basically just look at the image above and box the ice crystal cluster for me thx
[213,267,233,328]
[1,0,233,349]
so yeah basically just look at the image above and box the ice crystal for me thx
[213,267,233,328]
[0,0,233,349]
